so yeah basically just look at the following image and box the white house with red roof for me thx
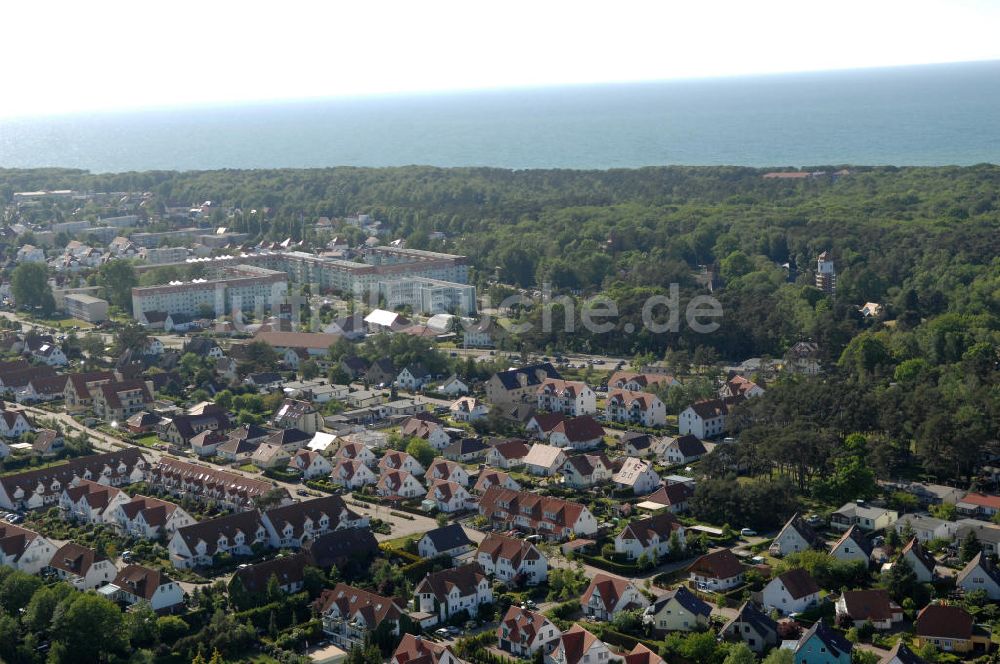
[614,513,685,561]
[427,459,471,487]
[957,493,1000,519]
[581,573,649,620]
[316,583,405,649]
[688,549,745,591]
[379,450,426,476]
[476,533,548,585]
[605,390,666,427]
[498,606,561,657]
[377,470,425,499]
[425,479,474,513]
[550,625,621,664]
[335,441,377,467]
[536,379,596,416]
[59,479,131,525]
[477,487,598,540]
[473,470,521,495]
[331,459,377,490]
[291,449,333,479]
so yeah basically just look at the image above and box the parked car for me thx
[740,528,758,537]
[435,628,450,637]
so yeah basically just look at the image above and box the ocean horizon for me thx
[2,60,999,173]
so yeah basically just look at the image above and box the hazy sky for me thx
[4,0,1000,118]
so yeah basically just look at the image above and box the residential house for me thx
[425,479,473,513]
[418,523,474,561]
[785,341,822,375]
[660,435,708,465]
[550,625,621,664]
[831,502,898,532]
[761,568,820,615]
[523,444,568,476]
[291,450,333,479]
[443,438,489,463]
[266,427,311,454]
[561,452,614,489]
[878,643,928,664]
[396,364,431,390]
[623,644,663,664]
[605,390,666,427]
[336,442,377,467]
[428,459,471,487]
[316,583,404,649]
[914,604,989,654]
[770,513,826,557]
[608,372,680,392]
[486,363,562,405]
[621,432,655,458]
[0,448,148,511]
[262,495,367,548]
[898,538,937,583]
[473,470,521,495]
[498,607,561,658]
[331,458,378,489]
[835,589,903,630]
[719,602,779,654]
[391,634,467,664]
[188,430,228,457]
[401,417,452,451]
[830,526,873,565]
[183,337,225,359]
[642,483,694,514]
[364,358,397,387]
[956,552,1000,600]
[485,440,530,469]
[450,397,489,423]
[271,399,322,434]
[0,408,33,438]
[251,443,290,470]
[31,342,68,367]
[719,375,765,399]
[231,552,307,596]
[379,450,426,477]
[151,457,289,511]
[168,510,268,568]
[614,513,685,561]
[892,514,960,544]
[582,573,650,621]
[48,542,117,590]
[793,620,852,664]
[303,528,380,572]
[644,586,711,633]
[109,564,184,612]
[476,533,548,586]
[477,487,598,540]
[377,470,425,500]
[536,379,596,416]
[92,380,155,422]
[612,457,661,495]
[688,549,745,591]
[59,479,131,525]
[439,375,470,396]
[126,411,161,434]
[111,495,195,539]
[414,563,493,623]
[245,372,283,391]
[957,493,1000,519]
[62,370,116,411]
[956,519,1000,556]
[677,397,742,439]
[159,408,231,447]
[0,522,55,574]
[532,415,605,451]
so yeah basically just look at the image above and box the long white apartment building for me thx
[131,265,288,321]
[133,246,471,302]
[379,277,476,315]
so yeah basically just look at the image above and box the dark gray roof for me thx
[651,585,710,618]
[493,363,561,390]
[445,438,488,455]
[722,601,778,640]
[421,523,473,553]
[672,435,707,457]
[797,620,852,658]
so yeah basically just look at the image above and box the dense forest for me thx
[3,165,999,487]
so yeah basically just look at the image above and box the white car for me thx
[740,528,758,537]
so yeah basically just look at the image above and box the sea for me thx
[1,60,999,172]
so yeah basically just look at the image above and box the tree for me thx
[11,262,55,314]
[723,643,758,664]
[98,259,138,310]
[879,559,917,603]
[156,615,189,643]
[23,582,75,633]
[239,340,280,373]
[125,601,159,648]
[762,649,793,664]
[406,437,436,468]
[301,359,321,380]
[0,570,43,615]
[115,323,150,356]
[960,531,981,562]
[50,593,128,662]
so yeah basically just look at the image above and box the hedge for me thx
[572,552,641,575]
[305,479,339,494]
[234,592,310,630]
[592,626,663,652]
